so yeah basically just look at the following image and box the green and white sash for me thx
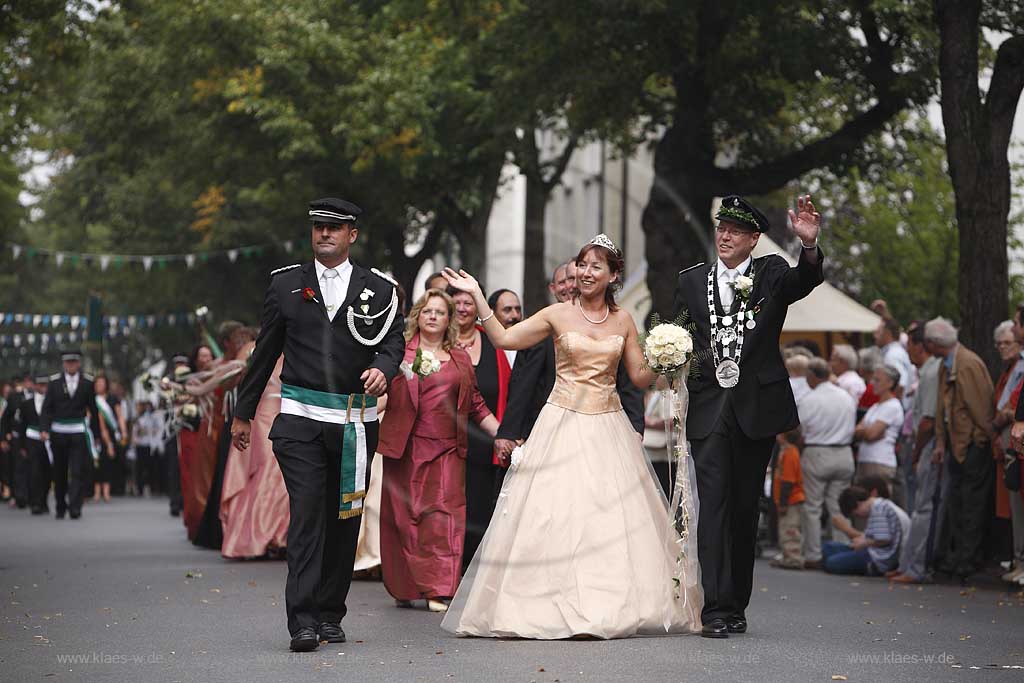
[95,395,121,441]
[279,383,377,519]
[51,417,98,457]
[25,426,42,441]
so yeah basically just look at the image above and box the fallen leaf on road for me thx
[247,580,257,587]
[831,676,847,681]
[209,588,220,593]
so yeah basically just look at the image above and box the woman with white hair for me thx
[831,344,866,403]
[991,319,1024,584]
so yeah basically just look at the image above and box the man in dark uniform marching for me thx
[232,198,404,652]
[674,195,824,638]
[40,350,96,519]
[15,375,53,515]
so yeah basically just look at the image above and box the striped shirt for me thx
[865,498,910,571]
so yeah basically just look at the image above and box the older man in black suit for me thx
[674,194,824,638]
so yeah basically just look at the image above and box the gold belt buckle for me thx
[346,394,354,423]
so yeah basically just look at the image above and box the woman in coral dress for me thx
[219,356,289,559]
[440,236,702,639]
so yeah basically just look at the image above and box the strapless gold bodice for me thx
[546,332,624,415]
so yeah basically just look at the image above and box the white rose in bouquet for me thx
[412,348,443,378]
[643,323,693,374]
[733,275,754,300]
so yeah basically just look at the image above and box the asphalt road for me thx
[2,497,1022,682]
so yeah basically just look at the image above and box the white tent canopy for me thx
[620,235,881,333]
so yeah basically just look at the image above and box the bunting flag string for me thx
[0,311,196,330]
[3,239,296,270]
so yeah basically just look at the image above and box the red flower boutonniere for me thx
[302,287,319,303]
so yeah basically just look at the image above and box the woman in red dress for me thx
[378,289,499,612]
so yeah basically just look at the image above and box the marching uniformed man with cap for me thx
[673,194,824,639]
[232,197,404,652]
[40,349,97,519]
[15,374,53,514]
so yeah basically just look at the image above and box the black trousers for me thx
[26,440,51,510]
[935,442,994,577]
[463,458,507,572]
[690,400,773,623]
[50,432,90,516]
[165,437,182,513]
[272,421,377,635]
[12,444,31,506]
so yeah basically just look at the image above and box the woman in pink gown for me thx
[219,356,289,559]
[377,289,499,611]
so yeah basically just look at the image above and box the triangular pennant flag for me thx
[32,315,42,327]
[185,254,196,268]
[55,252,65,267]
[143,256,154,271]
[70,316,80,329]
[283,240,293,252]
[100,255,111,271]
[147,315,156,327]
[50,316,59,328]
[227,249,239,263]
[127,316,137,328]
[12,245,21,259]
[14,314,23,323]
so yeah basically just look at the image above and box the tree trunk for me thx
[934,0,1024,374]
[522,172,550,314]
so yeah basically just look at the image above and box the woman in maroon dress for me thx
[378,289,499,612]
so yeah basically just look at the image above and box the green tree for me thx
[934,0,1024,370]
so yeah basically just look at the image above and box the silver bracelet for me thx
[478,311,494,324]
[801,240,818,250]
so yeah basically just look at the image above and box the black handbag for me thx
[1005,449,1021,492]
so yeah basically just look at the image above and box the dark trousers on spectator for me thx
[51,433,90,516]
[135,446,154,494]
[12,447,31,506]
[935,442,993,577]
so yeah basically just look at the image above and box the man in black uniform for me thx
[16,375,52,514]
[41,350,96,519]
[1,374,30,505]
[674,195,824,638]
[232,198,404,652]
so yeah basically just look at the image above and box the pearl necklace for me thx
[456,329,478,350]
[577,298,610,325]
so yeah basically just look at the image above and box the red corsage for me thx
[302,287,318,302]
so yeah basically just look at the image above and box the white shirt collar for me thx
[315,258,352,282]
[717,255,752,279]
[65,372,78,384]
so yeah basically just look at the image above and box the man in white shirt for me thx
[786,354,811,404]
[875,317,915,405]
[798,358,857,567]
[830,344,866,403]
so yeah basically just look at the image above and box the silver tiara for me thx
[589,233,620,254]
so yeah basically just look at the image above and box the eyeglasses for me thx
[995,340,1017,348]
[715,225,755,238]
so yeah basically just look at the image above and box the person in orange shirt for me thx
[771,428,806,569]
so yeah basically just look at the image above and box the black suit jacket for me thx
[496,336,645,441]
[13,391,44,448]
[673,247,824,441]
[40,374,96,431]
[235,261,405,442]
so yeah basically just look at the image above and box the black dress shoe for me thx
[726,616,747,634]
[317,622,346,643]
[55,511,65,519]
[31,506,48,515]
[69,511,81,519]
[701,619,729,639]
[289,627,319,652]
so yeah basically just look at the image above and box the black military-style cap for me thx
[716,195,769,233]
[308,198,362,225]
[170,353,190,365]
[60,349,83,361]
[34,374,50,384]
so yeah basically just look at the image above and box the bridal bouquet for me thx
[642,322,694,375]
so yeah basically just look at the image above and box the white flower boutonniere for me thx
[360,288,375,301]
[411,348,442,379]
[732,274,754,303]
